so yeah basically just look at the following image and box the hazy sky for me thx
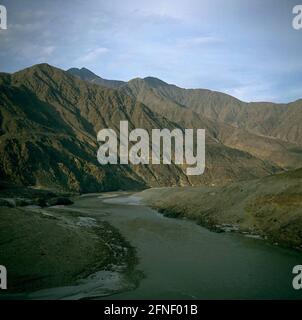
[0,0,301,102]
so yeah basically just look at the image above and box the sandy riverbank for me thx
[0,185,140,298]
[138,168,302,249]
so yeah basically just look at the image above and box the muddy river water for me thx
[77,192,302,300]
[20,191,302,300]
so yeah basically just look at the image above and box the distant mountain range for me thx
[69,67,302,169]
[0,63,301,192]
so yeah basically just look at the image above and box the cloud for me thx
[10,22,44,33]
[42,46,55,56]
[17,44,55,59]
[76,47,109,64]
[176,36,223,49]
[121,0,191,22]
[223,83,277,103]
[188,36,221,44]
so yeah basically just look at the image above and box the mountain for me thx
[120,77,302,169]
[123,77,302,146]
[67,68,302,144]
[67,67,125,88]
[70,68,302,169]
[0,64,279,192]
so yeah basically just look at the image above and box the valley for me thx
[1,191,301,299]
[0,63,302,299]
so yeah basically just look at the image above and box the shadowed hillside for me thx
[0,64,279,192]
[70,68,302,170]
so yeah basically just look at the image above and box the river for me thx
[69,192,302,300]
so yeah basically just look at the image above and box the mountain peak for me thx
[67,67,99,79]
[127,76,169,90]
[143,76,168,87]
[67,67,125,88]
[34,63,53,69]
[13,63,65,79]
[32,63,63,73]
[80,67,92,72]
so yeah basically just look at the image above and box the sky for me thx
[0,0,301,102]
